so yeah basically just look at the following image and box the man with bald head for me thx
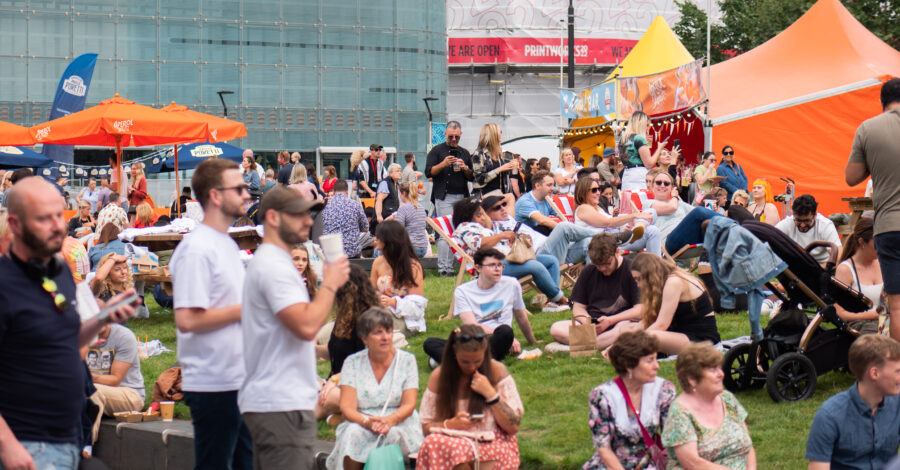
[0,176,136,470]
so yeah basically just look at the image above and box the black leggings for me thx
[422,325,515,364]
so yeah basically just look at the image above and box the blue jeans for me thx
[503,254,562,301]
[414,246,429,258]
[0,441,80,470]
[184,391,253,470]
[621,224,663,256]
[537,222,597,266]
[435,193,466,272]
[664,206,722,255]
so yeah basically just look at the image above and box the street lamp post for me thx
[423,97,438,152]
[217,90,234,117]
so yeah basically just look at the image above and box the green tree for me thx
[674,0,900,65]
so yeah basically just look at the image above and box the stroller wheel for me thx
[766,352,817,402]
[723,343,762,392]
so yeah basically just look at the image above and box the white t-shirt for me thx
[238,243,317,413]
[454,276,526,330]
[554,165,582,195]
[774,213,842,264]
[170,223,246,392]
[493,216,548,253]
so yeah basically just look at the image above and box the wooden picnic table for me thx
[840,197,873,244]
[130,229,261,252]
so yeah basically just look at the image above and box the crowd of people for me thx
[0,78,898,470]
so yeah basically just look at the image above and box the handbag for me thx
[568,316,598,358]
[614,377,668,469]
[364,355,405,470]
[504,222,536,264]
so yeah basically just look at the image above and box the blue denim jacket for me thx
[703,216,786,338]
[715,161,748,198]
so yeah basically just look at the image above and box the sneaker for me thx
[544,341,571,354]
[530,293,548,309]
[315,452,329,470]
[760,299,774,316]
[439,270,455,278]
[428,358,439,370]
[614,229,633,246]
[542,302,570,313]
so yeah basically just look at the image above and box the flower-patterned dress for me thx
[661,391,753,469]
[416,375,523,470]
[325,350,423,469]
[584,377,676,470]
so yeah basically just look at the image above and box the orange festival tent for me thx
[0,121,35,146]
[707,0,900,215]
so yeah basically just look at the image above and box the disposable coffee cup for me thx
[160,401,175,422]
[319,233,344,263]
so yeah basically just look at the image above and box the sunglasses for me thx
[446,135,461,140]
[590,187,601,193]
[654,180,672,187]
[42,277,67,313]
[723,151,734,155]
[490,202,508,211]
[216,184,250,195]
[457,332,486,343]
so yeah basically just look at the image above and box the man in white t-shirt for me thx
[238,186,349,469]
[170,158,253,470]
[774,194,842,265]
[423,247,537,364]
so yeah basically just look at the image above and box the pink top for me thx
[420,374,523,432]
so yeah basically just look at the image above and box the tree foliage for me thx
[674,0,900,65]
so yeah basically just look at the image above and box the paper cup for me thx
[319,233,344,263]
[160,401,175,422]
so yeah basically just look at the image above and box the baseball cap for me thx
[602,147,616,158]
[259,186,323,219]
[481,195,505,211]
[369,144,383,151]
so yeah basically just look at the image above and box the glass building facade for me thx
[0,0,447,172]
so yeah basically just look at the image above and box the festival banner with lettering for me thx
[617,59,706,120]
[448,37,636,66]
[560,82,616,120]
[41,53,98,164]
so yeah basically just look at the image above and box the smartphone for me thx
[513,222,522,233]
[98,292,140,322]
[673,139,680,148]
[470,413,485,421]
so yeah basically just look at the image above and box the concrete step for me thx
[93,419,334,470]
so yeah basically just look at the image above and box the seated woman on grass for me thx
[91,253,133,302]
[585,330,676,470]
[602,252,719,355]
[417,324,524,470]
[371,220,427,335]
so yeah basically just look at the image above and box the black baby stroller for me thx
[721,221,872,402]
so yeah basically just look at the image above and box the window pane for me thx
[85,60,116,104]
[160,20,200,61]
[322,0,357,27]
[201,64,240,106]
[0,12,27,56]
[321,67,356,109]
[118,62,158,104]
[397,0,425,30]
[73,15,115,59]
[397,31,426,71]
[282,1,318,24]
[359,29,393,69]
[283,26,319,66]
[242,66,281,107]
[321,130,356,147]
[118,19,158,62]
[160,63,200,104]
[243,26,281,65]
[201,0,239,20]
[29,14,70,58]
[359,2,393,27]
[360,69,393,110]
[118,0,157,17]
[284,67,318,108]
[322,27,357,68]
[159,0,199,19]
[202,22,240,63]
[397,70,426,110]
[241,0,280,23]
[244,128,280,150]
[283,127,318,151]
[27,59,66,103]
[73,0,110,14]
[0,58,26,101]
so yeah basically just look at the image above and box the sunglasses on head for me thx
[654,180,672,187]
[454,329,486,344]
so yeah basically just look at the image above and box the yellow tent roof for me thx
[613,16,695,79]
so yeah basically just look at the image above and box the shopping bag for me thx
[364,443,404,470]
[569,317,598,358]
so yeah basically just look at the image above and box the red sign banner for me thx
[448,37,637,66]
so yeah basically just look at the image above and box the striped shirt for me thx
[393,202,429,250]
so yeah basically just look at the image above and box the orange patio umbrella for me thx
[0,121,35,146]
[160,101,248,216]
[29,94,209,197]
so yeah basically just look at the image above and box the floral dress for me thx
[584,377,676,470]
[416,375,523,470]
[325,349,423,469]
[661,391,753,469]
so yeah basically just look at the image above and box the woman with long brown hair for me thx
[471,123,513,197]
[417,324,524,470]
[370,220,427,335]
[835,217,882,334]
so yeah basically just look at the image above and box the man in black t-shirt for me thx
[425,121,474,276]
[549,233,642,347]
[276,150,293,186]
[0,177,136,470]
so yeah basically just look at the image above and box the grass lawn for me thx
[130,271,851,469]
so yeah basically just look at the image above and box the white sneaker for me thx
[544,342,571,354]
[542,302,570,313]
[760,299,775,316]
[428,358,439,370]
